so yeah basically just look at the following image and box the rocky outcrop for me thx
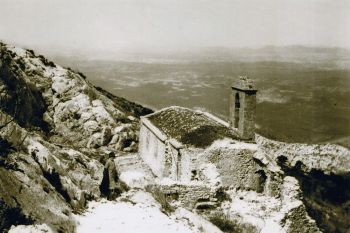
[218,176,320,233]
[256,136,350,233]
[188,139,320,233]
[0,43,152,232]
[201,137,349,233]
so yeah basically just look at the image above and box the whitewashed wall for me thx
[139,123,166,177]
[139,118,205,182]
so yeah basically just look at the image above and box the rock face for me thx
[256,136,350,233]
[0,43,152,232]
[203,137,349,233]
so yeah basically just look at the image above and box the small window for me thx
[191,170,198,181]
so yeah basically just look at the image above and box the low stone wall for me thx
[203,146,264,191]
[197,140,283,197]
[147,182,218,210]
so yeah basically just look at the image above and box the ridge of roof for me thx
[144,106,239,148]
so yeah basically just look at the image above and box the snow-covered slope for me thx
[74,190,222,233]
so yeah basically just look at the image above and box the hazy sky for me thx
[0,0,349,52]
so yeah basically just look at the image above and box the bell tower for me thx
[229,76,257,140]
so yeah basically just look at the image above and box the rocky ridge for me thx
[0,42,152,232]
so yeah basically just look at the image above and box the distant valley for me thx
[48,46,350,147]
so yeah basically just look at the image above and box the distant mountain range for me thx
[10,42,350,68]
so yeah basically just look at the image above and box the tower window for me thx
[234,93,240,128]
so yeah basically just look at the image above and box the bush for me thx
[145,185,175,215]
[215,187,232,202]
[78,71,87,80]
[38,55,56,68]
[209,215,240,233]
[115,115,132,124]
[0,199,33,232]
[0,138,14,157]
[26,49,35,57]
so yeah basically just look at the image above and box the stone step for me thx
[114,153,156,181]
[116,154,139,162]
[119,165,145,172]
[117,160,141,166]
[119,162,152,171]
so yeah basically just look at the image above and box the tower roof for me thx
[232,76,257,92]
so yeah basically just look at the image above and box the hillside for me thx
[0,42,152,232]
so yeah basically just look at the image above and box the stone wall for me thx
[240,93,256,140]
[201,141,271,194]
[139,117,205,181]
[229,91,239,128]
[229,90,256,140]
[139,123,167,177]
[179,148,204,182]
[147,182,217,210]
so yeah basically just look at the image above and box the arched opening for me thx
[234,93,240,128]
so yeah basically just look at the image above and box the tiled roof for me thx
[146,106,239,148]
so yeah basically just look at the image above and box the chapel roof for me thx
[145,106,239,148]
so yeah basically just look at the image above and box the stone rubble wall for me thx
[201,144,266,193]
[147,182,217,210]
[179,148,201,182]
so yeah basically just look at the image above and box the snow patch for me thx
[51,72,73,94]
[83,120,99,133]
[27,139,49,165]
[74,200,196,233]
[224,176,309,233]
[226,190,284,232]
[210,138,258,151]
[7,46,27,57]
[120,171,148,189]
[9,224,53,233]
[198,163,221,186]
[91,100,114,123]
[68,94,91,113]
[127,190,161,208]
